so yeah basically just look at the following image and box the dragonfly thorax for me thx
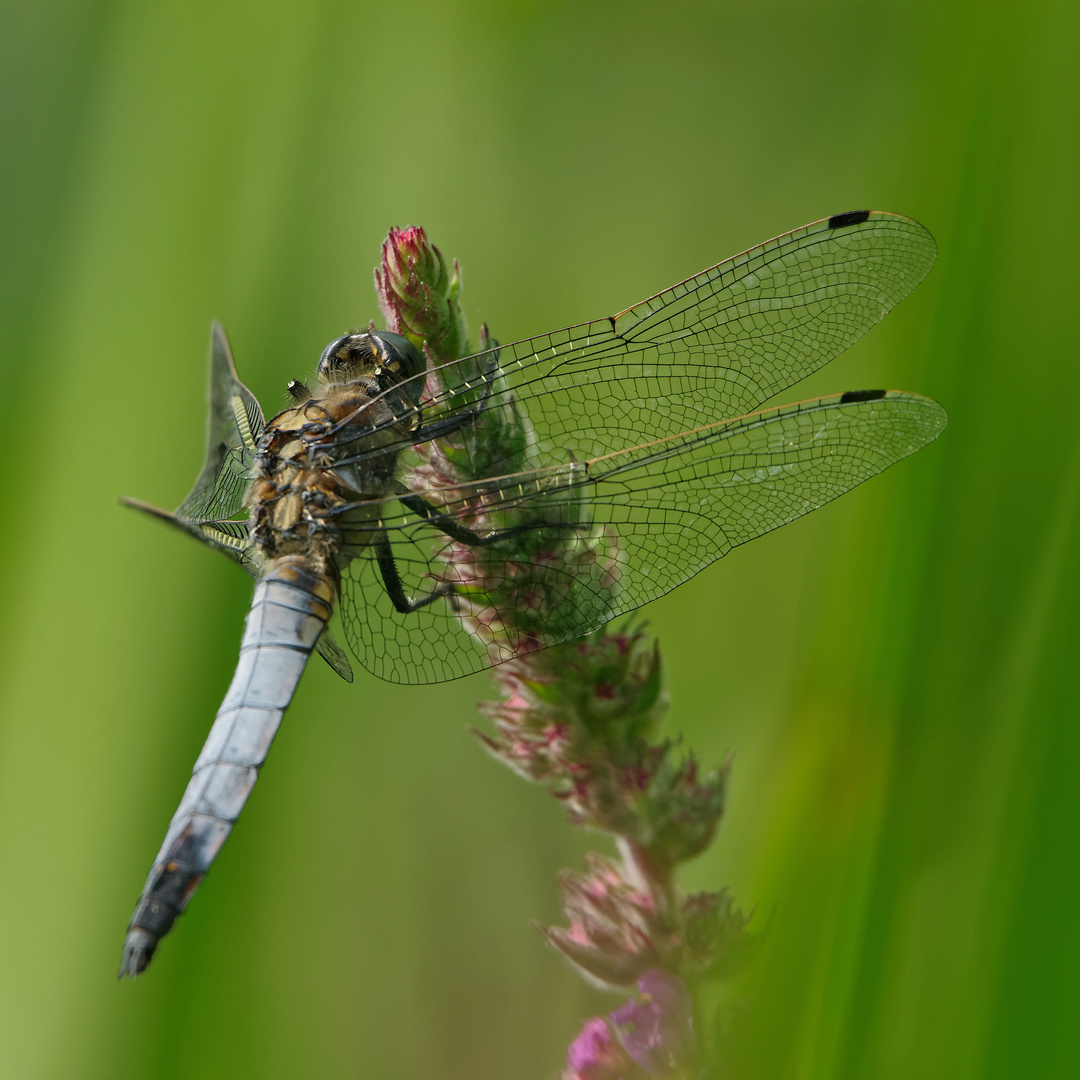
[248,361,422,575]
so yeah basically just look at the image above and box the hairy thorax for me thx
[247,380,416,584]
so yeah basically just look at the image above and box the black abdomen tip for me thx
[829,210,872,229]
[840,389,888,404]
[118,928,158,978]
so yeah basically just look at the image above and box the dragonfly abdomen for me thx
[119,560,334,977]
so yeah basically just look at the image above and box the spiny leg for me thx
[375,531,455,614]
[397,490,589,549]
[383,478,590,614]
[396,492,506,548]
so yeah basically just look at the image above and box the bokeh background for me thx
[1,0,1077,1076]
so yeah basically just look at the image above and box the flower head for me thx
[564,1016,645,1080]
[545,854,670,988]
[563,971,696,1079]
[375,225,468,362]
[608,970,695,1075]
[475,625,667,791]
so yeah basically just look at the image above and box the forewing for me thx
[337,391,946,683]
[122,323,263,570]
[175,321,264,524]
[335,212,937,474]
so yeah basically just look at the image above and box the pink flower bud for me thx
[546,854,671,989]
[374,226,467,361]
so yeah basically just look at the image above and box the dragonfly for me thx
[119,210,946,977]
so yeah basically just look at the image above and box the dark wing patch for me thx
[840,389,888,403]
[829,210,872,229]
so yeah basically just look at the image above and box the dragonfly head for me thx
[316,331,426,401]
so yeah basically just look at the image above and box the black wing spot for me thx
[828,210,872,229]
[608,314,628,341]
[840,389,887,404]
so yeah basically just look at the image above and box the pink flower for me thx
[564,1017,643,1080]
[563,971,695,1079]
[545,854,666,988]
[608,970,695,1075]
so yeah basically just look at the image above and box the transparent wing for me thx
[339,545,484,685]
[122,323,264,568]
[316,629,354,683]
[338,390,947,684]
[176,321,264,524]
[332,211,937,474]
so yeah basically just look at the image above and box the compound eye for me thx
[368,331,426,397]
[317,334,379,379]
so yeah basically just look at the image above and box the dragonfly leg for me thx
[397,492,505,547]
[410,355,498,443]
[399,490,590,554]
[375,531,455,613]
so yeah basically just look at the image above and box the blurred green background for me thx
[1,0,1077,1076]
